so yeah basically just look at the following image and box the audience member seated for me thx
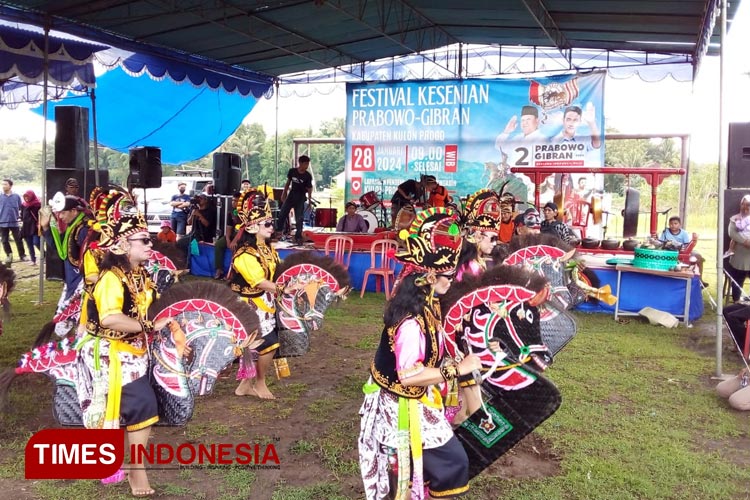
[540,202,578,244]
[156,220,177,243]
[660,215,707,287]
[717,367,750,411]
[336,202,369,233]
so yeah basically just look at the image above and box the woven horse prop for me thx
[441,265,562,479]
[0,253,261,426]
[505,233,615,306]
[273,251,350,357]
[2,280,261,427]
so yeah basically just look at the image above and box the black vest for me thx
[229,243,278,299]
[370,302,442,398]
[86,267,153,341]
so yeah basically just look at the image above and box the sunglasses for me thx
[128,237,153,245]
[262,221,274,228]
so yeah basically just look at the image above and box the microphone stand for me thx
[378,179,387,228]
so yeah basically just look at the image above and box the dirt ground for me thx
[1,270,740,499]
[0,287,565,500]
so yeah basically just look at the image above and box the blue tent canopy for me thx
[0,23,105,108]
[33,66,262,164]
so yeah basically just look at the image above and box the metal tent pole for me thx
[37,23,51,305]
[716,0,728,377]
[91,88,100,185]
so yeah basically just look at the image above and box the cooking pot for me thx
[600,238,620,250]
[581,238,600,249]
[622,238,638,251]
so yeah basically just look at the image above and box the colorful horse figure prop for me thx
[273,251,350,357]
[4,280,261,427]
[148,281,261,425]
[441,265,562,479]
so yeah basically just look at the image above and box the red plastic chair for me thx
[324,235,354,269]
[360,239,398,299]
[569,200,590,239]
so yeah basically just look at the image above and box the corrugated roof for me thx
[0,0,738,78]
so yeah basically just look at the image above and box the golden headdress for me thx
[464,189,501,230]
[92,188,146,252]
[236,190,272,234]
[396,207,462,274]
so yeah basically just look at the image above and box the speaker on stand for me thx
[127,147,162,190]
[213,152,242,195]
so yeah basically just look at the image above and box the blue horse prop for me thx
[440,265,563,479]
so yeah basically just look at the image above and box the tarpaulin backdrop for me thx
[345,72,605,202]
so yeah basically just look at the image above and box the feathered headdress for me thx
[396,207,462,274]
[92,188,146,252]
[464,189,501,230]
[236,190,271,234]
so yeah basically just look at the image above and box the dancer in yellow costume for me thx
[230,192,281,400]
[76,188,173,497]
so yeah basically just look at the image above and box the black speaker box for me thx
[45,168,109,205]
[728,123,750,189]
[213,152,242,195]
[54,106,90,170]
[128,147,162,189]
[724,189,749,252]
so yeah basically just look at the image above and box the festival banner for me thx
[345,72,605,205]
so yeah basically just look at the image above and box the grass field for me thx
[1,208,749,499]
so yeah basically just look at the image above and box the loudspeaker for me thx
[54,106,89,170]
[728,122,750,188]
[128,147,162,189]
[213,152,242,195]
[45,168,109,205]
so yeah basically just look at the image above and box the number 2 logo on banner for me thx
[351,145,375,171]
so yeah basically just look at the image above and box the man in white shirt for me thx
[494,105,546,151]
[553,103,601,150]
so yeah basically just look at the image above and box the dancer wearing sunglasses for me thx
[230,192,282,400]
[76,189,173,497]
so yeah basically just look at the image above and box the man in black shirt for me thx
[170,182,192,236]
[189,193,217,243]
[390,178,423,227]
[276,155,313,244]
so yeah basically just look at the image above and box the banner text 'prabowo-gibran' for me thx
[345,73,605,204]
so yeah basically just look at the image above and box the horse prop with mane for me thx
[441,265,563,479]
[273,251,350,357]
[1,251,350,427]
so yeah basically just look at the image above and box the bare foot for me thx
[253,382,276,400]
[127,468,154,497]
[234,379,256,396]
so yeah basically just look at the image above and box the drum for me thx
[395,206,416,231]
[357,209,378,233]
[359,191,380,209]
[314,208,338,228]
